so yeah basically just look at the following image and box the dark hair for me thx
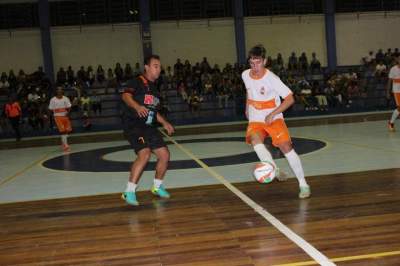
[248,45,266,59]
[144,54,160,66]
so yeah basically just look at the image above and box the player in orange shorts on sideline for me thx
[387,54,400,131]
[242,45,310,199]
[48,87,72,152]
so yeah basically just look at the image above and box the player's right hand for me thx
[136,105,149,118]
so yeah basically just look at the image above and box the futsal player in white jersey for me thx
[242,45,310,198]
[48,87,72,152]
[387,54,400,131]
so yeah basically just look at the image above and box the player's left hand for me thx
[265,113,274,125]
[163,122,175,135]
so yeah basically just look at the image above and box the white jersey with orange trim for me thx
[49,96,71,117]
[242,69,292,123]
[389,65,400,93]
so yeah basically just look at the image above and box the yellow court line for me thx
[0,149,57,188]
[273,250,400,266]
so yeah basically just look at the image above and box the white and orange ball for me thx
[253,161,276,183]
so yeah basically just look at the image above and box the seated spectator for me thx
[28,87,41,104]
[188,90,202,116]
[347,79,360,101]
[159,90,170,117]
[90,91,102,116]
[80,92,91,114]
[216,79,230,108]
[313,81,328,111]
[177,80,188,102]
[374,61,387,79]
[203,77,213,99]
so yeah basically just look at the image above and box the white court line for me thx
[160,130,336,266]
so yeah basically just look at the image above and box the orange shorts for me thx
[246,119,291,147]
[394,92,400,106]
[54,116,72,133]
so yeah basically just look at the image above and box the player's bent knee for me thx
[138,149,151,161]
[278,142,293,154]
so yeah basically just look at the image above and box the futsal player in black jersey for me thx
[121,55,174,206]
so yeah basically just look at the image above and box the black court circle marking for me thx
[42,137,326,172]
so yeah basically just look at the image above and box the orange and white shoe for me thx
[388,122,395,132]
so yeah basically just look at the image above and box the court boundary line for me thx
[0,149,57,188]
[159,129,335,266]
[272,250,400,266]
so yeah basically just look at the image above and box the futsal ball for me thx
[253,161,276,184]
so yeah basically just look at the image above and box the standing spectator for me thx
[77,66,86,83]
[364,51,374,65]
[288,52,298,71]
[87,66,95,86]
[310,52,321,74]
[200,57,211,73]
[114,63,124,82]
[174,59,184,77]
[57,67,67,85]
[299,52,309,73]
[8,70,17,88]
[124,63,134,80]
[375,49,385,62]
[5,96,22,141]
[0,72,10,94]
[67,66,74,85]
[96,65,105,84]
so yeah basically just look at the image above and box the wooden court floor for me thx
[1,168,400,265]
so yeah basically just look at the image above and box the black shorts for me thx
[124,126,167,154]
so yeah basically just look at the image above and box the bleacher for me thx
[0,65,396,139]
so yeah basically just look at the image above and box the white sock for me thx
[253,144,276,167]
[154,179,163,188]
[390,109,399,124]
[61,134,68,145]
[125,182,137,192]
[284,150,308,188]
